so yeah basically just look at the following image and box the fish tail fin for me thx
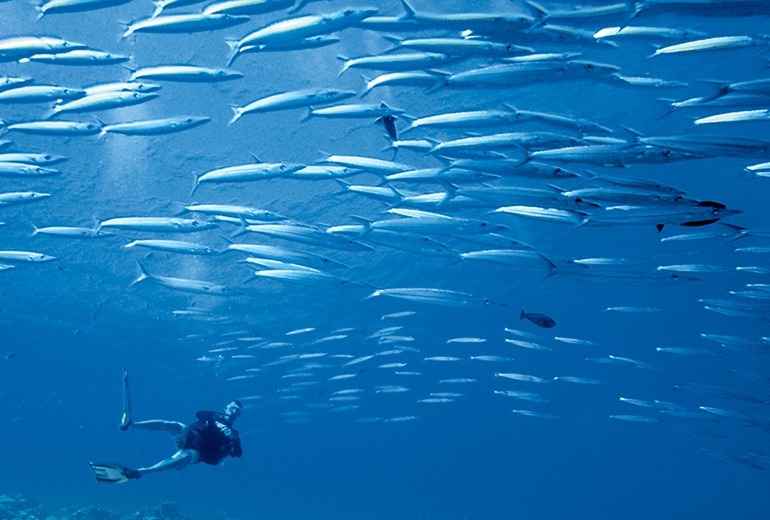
[331,178,351,196]
[300,107,315,122]
[618,125,643,145]
[218,233,235,246]
[423,70,450,94]
[171,201,188,216]
[227,105,241,127]
[358,74,373,97]
[524,0,549,27]
[520,310,526,320]
[151,1,166,18]
[225,41,241,67]
[230,217,250,238]
[232,215,250,237]
[190,173,201,196]
[350,215,373,233]
[336,56,350,77]
[131,262,150,287]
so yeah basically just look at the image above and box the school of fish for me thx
[0,0,769,472]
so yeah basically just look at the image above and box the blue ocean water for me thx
[0,0,769,518]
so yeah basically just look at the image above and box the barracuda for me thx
[229,88,355,125]
[123,13,250,38]
[228,7,376,63]
[336,52,459,77]
[51,91,159,116]
[226,243,347,270]
[99,217,216,232]
[0,85,85,103]
[129,65,243,82]
[0,36,87,61]
[132,262,236,295]
[123,239,218,255]
[193,162,303,193]
[98,116,210,137]
[20,49,130,65]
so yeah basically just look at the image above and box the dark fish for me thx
[379,115,398,140]
[520,310,556,328]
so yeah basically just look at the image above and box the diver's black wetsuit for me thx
[182,410,243,465]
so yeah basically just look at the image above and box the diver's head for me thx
[225,400,243,421]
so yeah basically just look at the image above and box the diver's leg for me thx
[130,420,186,435]
[136,449,200,477]
[120,368,132,430]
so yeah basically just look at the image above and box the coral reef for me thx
[0,495,209,520]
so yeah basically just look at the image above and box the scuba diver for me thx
[89,369,243,484]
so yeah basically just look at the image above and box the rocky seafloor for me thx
[0,495,236,520]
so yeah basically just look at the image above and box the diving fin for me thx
[89,462,141,484]
[120,368,132,431]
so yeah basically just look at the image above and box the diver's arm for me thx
[136,449,200,476]
[130,420,187,434]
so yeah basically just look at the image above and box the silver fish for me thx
[132,262,235,296]
[123,13,251,38]
[99,217,216,232]
[98,116,210,137]
[123,239,218,255]
[229,88,355,125]
[193,162,303,193]
[366,287,502,307]
[0,191,51,205]
[19,49,130,65]
[51,91,160,116]
[129,65,244,82]
[0,250,57,262]
[5,121,101,136]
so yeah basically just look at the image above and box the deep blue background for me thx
[0,1,768,519]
